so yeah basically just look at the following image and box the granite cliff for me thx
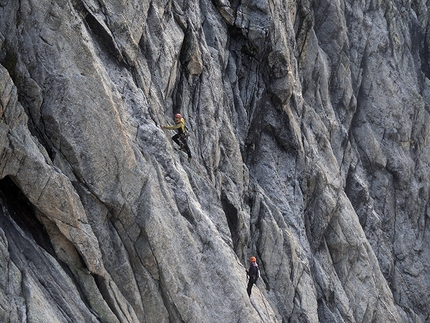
[1,0,430,322]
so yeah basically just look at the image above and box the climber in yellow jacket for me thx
[161,113,192,159]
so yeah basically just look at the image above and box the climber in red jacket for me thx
[161,113,192,159]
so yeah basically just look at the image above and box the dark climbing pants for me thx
[172,134,191,158]
[247,278,256,296]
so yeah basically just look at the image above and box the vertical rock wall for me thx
[0,0,429,322]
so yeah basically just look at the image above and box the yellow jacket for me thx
[163,117,186,134]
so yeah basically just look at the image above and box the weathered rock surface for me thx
[0,0,429,322]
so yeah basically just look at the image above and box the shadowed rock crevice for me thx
[0,176,54,256]
[221,191,241,253]
[1,50,17,81]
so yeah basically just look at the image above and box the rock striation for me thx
[1,0,429,322]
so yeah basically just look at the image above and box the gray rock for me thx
[1,0,429,322]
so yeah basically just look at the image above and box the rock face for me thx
[1,0,429,322]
